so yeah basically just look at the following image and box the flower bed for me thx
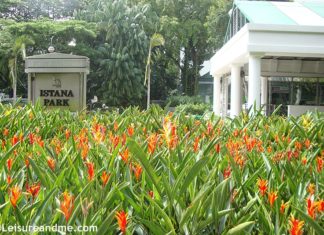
[0,104,323,234]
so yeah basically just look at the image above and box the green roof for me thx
[234,0,324,26]
[235,1,296,25]
[303,2,324,18]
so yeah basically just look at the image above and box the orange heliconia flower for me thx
[233,129,239,137]
[162,118,178,149]
[280,201,288,214]
[26,182,41,200]
[110,134,120,149]
[115,210,127,234]
[307,197,316,219]
[81,144,89,160]
[47,157,56,171]
[51,138,62,155]
[148,190,154,199]
[295,141,302,151]
[3,128,9,136]
[92,123,106,143]
[101,171,110,187]
[12,134,19,145]
[193,137,200,153]
[233,154,246,168]
[7,158,13,171]
[316,200,324,212]
[121,133,127,146]
[85,161,95,181]
[289,216,304,235]
[307,183,315,196]
[215,143,221,153]
[120,149,129,164]
[9,185,21,208]
[206,121,213,137]
[114,121,118,132]
[132,163,143,181]
[148,134,158,155]
[2,139,6,149]
[7,175,11,184]
[268,191,278,207]
[257,179,268,196]
[316,157,323,172]
[304,139,310,149]
[36,136,44,148]
[28,133,35,144]
[223,165,231,179]
[301,157,307,165]
[65,129,71,140]
[60,192,74,222]
[127,124,134,137]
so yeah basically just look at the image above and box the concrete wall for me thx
[288,105,324,116]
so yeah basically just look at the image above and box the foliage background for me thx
[0,0,232,107]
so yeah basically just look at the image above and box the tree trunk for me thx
[147,72,150,109]
[13,57,17,101]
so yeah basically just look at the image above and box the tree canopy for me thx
[0,0,232,107]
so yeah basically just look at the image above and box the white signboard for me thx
[33,73,81,111]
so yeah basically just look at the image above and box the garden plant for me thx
[0,103,323,234]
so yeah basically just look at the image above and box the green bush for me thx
[166,95,204,107]
[175,103,211,115]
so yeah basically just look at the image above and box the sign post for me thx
[25,53,90,111]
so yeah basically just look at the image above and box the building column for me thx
[261,76,268,115]
[27,73,31,102]
[213,74,221,115]
[83,73,87,110]
[230,65,241,118]
[222,77,229,117]
[248,55,261,111]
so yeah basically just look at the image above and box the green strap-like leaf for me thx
[96,207,118,235]
[128,139,163,197]
[31,188,57,226]
[226,221,255,235]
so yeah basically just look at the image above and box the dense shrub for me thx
[0,103,323,234]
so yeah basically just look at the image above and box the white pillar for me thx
[27,73,31,102]
[230,65,241,118]
[223,77,228,117]
[261,76,268,115]
[213,74,221,115]
[83,73,87,110]
[248,55,261,111]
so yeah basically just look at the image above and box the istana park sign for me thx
[25,53,90,111]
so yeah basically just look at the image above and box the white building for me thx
[209,0,324,117]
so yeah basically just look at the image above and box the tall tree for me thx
[145,33,165,109]
[205,0,233,51]
[137,0,214,96]
[76,0,150,106]
[0,0,83,21]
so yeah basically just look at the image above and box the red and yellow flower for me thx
[9,185,21,208]
[47,157,56,171]
[115,210,127,234]
[257,179,268,196]
[289,216,304,235]
[132,163,143,181]
[60,191,74,222]
[268,191,278,207]
[26,182,41,200]
[101,171,110,187]
[85,161,95,181]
